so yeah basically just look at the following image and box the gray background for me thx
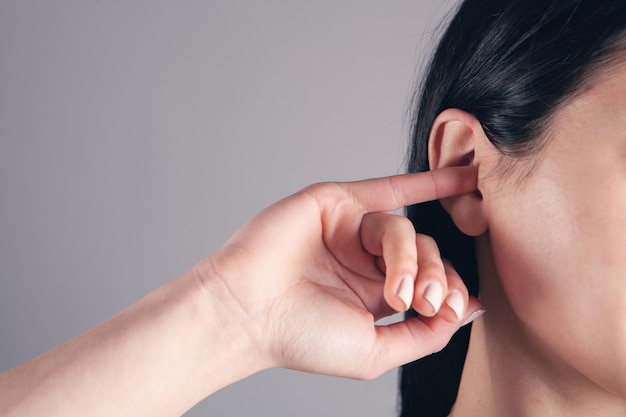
[0,1,458,415]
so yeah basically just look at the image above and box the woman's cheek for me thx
[486,180,626,396]
[488,215,564,324]
[484,176,572,322]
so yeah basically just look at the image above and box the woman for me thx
[2,1,626,416]
[402,0,626,416]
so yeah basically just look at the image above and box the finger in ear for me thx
[428,108,489,236]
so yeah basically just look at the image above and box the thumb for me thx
[368,298,484,377]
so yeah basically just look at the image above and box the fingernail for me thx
[445,290,464,320]
[423,281,444,313]
[396,276,414,311]
[461,308,486,327]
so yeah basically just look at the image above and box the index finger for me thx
[343,165,477,213]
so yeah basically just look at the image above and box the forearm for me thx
[0,264,264,417]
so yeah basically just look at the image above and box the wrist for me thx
[191,255,275,379]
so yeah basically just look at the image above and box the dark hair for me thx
[400,1,626,416]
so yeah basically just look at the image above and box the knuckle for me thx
[415,323,449,354]
[421,326,451,354]
[415,233,437,248]
[418,258,445,277]
[431,337,450,354]
[394,251,418,267]
[381,215,416,242]
[299,181,348,210]
[387,175,408,207]
[395,214,416,232]
[300,181,335,198]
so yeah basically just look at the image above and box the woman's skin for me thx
[430,63,626,416]
[0,166,483,416]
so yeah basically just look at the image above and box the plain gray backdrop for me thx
[0,1,460,415]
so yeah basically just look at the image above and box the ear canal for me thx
[428,109,489,236]
[459,150,475,167]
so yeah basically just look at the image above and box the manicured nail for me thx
[461,308,486,327]
[423,281,444,313]
[445,290,464,320]
[396,276,414,311]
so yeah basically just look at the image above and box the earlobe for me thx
[428,108,489,237]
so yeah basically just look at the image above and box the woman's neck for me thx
[449,236,626,417]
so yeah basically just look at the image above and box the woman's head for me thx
[409,0,626,172]
[401,1,626,416]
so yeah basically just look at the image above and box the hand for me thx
[201,166,483,380]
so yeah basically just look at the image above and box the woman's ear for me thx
[428,108,489,236]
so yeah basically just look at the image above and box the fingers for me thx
[360,213,418,312]
[360,213,470,320]
[411,238,469,321]
[342,165,477,213]
[410,234,446,316]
